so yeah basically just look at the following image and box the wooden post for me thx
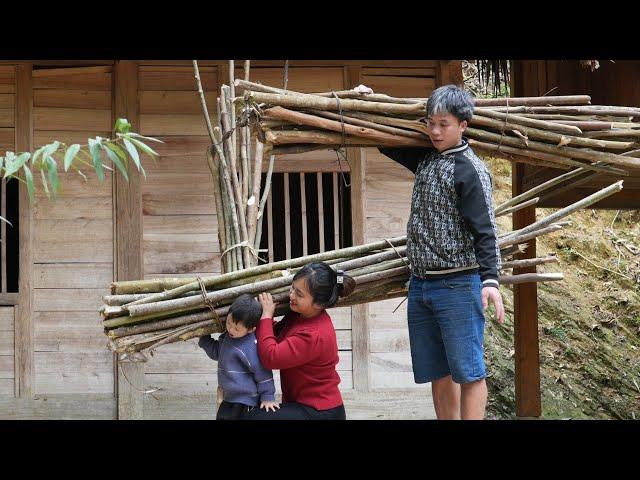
[113,60,145,420]
[512,162,542,417]
[438,60,464,86]
[345,65,370,393]
[15,63,33,398]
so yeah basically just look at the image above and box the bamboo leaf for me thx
[64,144,81,172]
[40,168,49,196]
[0,156,4,170]
[88,138,105,182]
[114,118,132,134]
[40,142,60,166]
[31,145,46,165]
[122,138,141,171]
[47,156,59,195]
[102,144,129,182]
[23,164,34,201]
[126,132,164,143]
[0,215,12,227]
[105,142,128,163]
[4,152,30,178]
[128,136,159,157]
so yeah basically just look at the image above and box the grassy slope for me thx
[484,157,640,419]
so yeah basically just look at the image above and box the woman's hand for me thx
[260,400,280,412]
[258,292,276,319]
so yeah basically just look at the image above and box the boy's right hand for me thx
[260,400,280,412]
[258,293,276,319]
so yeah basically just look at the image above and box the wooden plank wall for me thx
[31,66,114,394]
[0,307,14,395]
[0,66,15,153]
[361,65,437,389]
[0,66,16,396]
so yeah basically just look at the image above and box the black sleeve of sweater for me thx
[454,157,500,287]
[198,334,222,361]
[377,147,432,174]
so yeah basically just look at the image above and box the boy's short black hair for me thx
[228,293,263,329]
[426,84,474,123]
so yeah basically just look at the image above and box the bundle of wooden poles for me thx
[232,79,640,180]
[101,70,631,357]
[101,176,623,356]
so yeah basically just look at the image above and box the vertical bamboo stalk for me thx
[284,172,291,260]
[300,172,308,256]
[318,172,325,252]
[215,98,232,272]
[254,154,275,253]
[229,61,238,183]
[240,115,249,208]
[333,172,340,250]
[247,140,264,266]
[213,126,243,270]
[221,86,250,268]
[220,162,234,271]
[206,149,227,273]
[267,190,274,263]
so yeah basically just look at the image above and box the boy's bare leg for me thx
[431,375,461,420]
[460,378,487,420]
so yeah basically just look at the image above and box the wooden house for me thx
[0,60,459,419]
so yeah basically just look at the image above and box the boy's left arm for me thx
[455,156,505,322]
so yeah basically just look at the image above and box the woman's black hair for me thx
[293,262,356,308]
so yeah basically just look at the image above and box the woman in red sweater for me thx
[246,262,355,420]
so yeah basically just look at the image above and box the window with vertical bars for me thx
[259,172,352,264]
[1,178,19,294]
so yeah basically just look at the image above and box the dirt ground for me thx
[484,157,640,419]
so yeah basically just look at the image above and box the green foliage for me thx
[0,119,162,223]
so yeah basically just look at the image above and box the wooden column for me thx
[512,163,542,417]
[113,60,145,420]
[15,63,33,398]
[345,65,370,392]
[438,60,464,86]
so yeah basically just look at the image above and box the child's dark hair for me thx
[426,84,474,123]
[229,293,263,329]
[293,262,356,308]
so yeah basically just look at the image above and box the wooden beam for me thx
[512,162,542,417]
[15,63,33,398]
[346,64,370,393]
[113,60,145,420]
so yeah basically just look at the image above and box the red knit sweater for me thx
[256,310,343,410]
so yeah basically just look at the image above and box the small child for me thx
[198,293,279,420]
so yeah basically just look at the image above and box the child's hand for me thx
[258,293,276,319]
[260,400,280,412]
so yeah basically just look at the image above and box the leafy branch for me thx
[0,118,162,224]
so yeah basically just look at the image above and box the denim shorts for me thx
[407,272,486,384]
